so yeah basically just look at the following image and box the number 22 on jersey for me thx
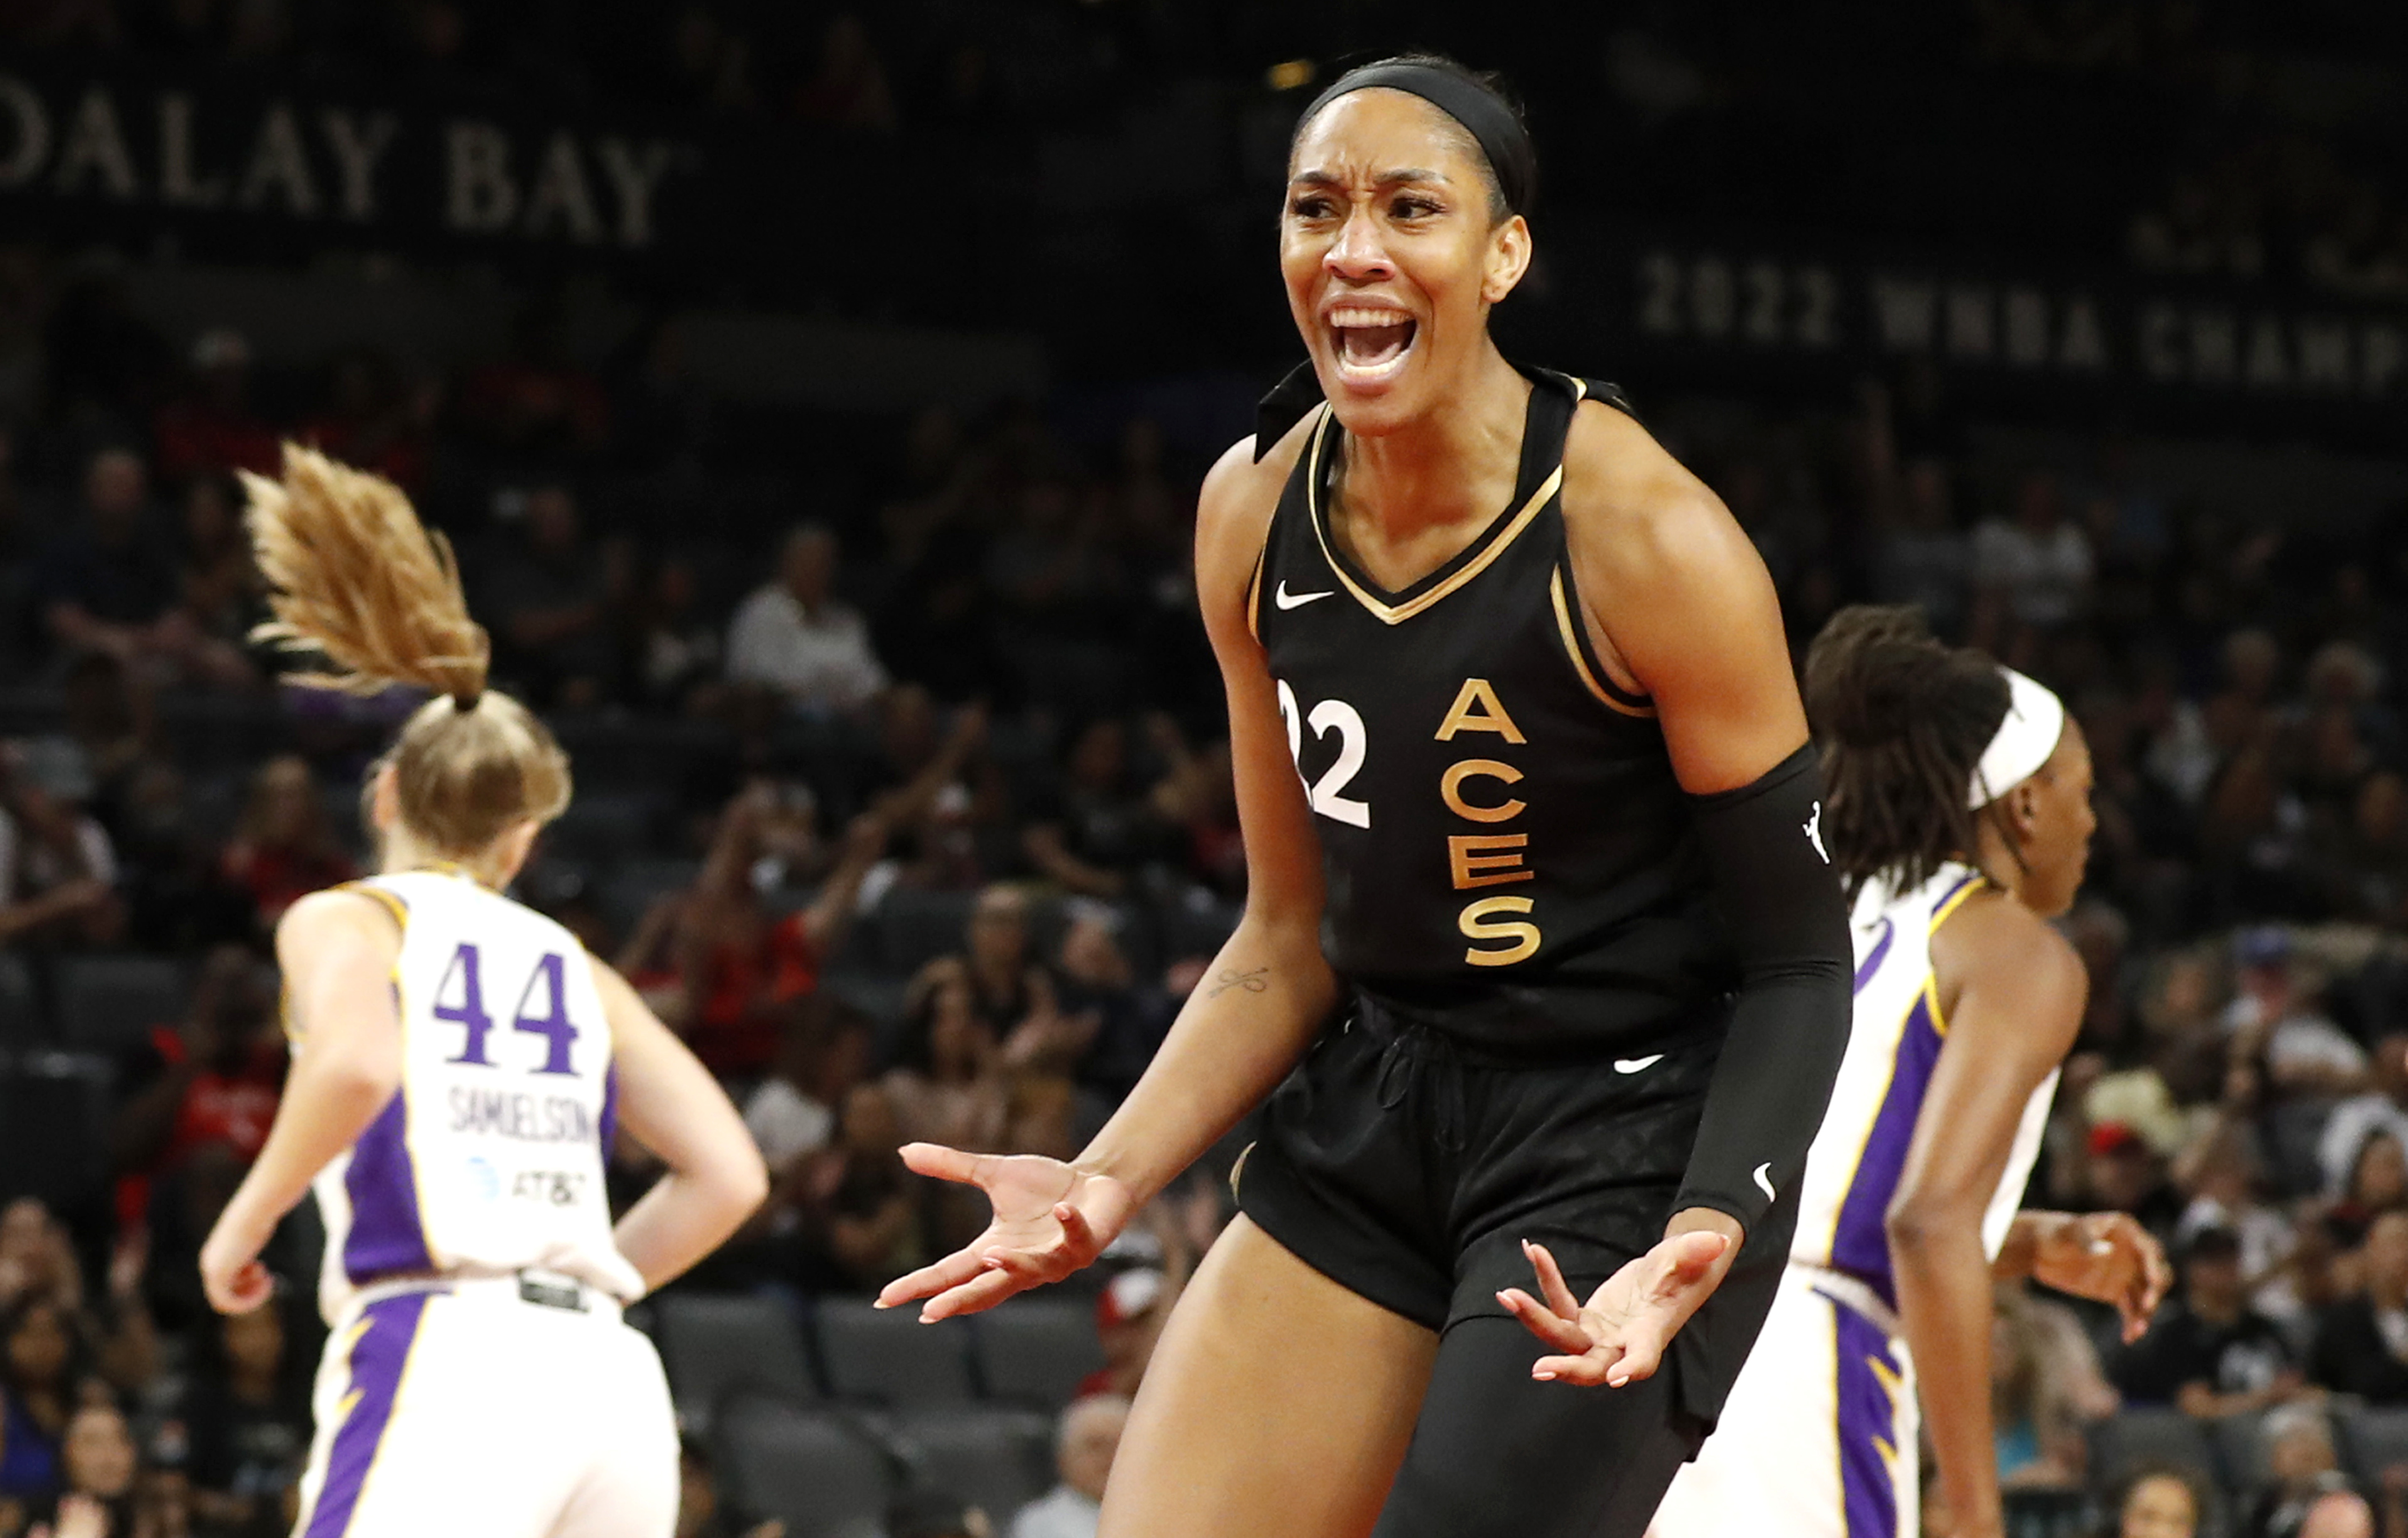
[1276,675,1544,967]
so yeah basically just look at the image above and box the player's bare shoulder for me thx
[1194,411,1318,645]
[1554,395,1785,702]
[1557,397,1756,592]
[1930,885,2086,1037]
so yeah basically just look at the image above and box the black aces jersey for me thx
[1251,367,1732,1052]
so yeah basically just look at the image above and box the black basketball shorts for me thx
[1233,992,1798,1538]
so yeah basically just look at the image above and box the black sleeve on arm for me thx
[1673,742,1852,1237]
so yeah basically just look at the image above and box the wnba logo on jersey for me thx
[1436,678,1541,967]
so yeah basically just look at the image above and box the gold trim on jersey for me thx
[1922,874,1988,1036]
[1548,568,1656,719]
[1303,409,1564,626]
[341,882,410,932]
[1245,540,1267,643]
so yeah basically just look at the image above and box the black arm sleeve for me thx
[1672,742,1852,1237]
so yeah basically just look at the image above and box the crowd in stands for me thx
[0,7,2401,1538]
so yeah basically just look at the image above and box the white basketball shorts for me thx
[1650,1266,1920,1538]
[292,1276,677,1538]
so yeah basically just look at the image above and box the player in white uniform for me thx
[196,447,769,1538]
[1650,607,2169,1538]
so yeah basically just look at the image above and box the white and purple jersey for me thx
[1789,860,2058,1303]
[1656,863,2059,1538]
[309,868,643,1323]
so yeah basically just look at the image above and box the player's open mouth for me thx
[1328,308,1417,384]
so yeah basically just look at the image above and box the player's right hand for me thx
[875,1145,1136,1322]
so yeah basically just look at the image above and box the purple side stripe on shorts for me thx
[302,1291,429,1538]
[1830,1299,1902,1538]
[343,1091,433,1283]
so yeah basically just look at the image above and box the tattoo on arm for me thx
[1208,967,1269,998]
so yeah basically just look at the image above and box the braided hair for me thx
[1803,605,2011,902]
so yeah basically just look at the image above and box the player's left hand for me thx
[2028,1210,2170,1342]
[198,1211,274,1315]
[1498,1224,1734,1389]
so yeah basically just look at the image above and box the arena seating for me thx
[814,1297,980,1407]
[654,1293,823,1435]
[56,954,186,1053]
[971,1297,1108,1409]
[716,1399,894,1538]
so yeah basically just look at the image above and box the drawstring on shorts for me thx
[1373,1016,1470,1153]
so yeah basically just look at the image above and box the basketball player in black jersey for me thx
[878,56,1852,1538]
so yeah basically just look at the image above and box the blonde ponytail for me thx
[243,445,490,704]
[244,444,571,858]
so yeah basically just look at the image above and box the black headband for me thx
[1298,62,1536,220]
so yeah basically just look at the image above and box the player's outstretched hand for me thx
[875,1144,1135,1322]
[2029,1210,2171,1342]
[1498,1231,1732,1389]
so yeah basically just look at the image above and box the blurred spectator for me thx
[1055,905,1166,1103]
[35,450,179,673]
[787,1082,924,1293]
[1972,469,2092,633]
[674,1441,783,1538]
[2321,1036,2408,1197]
[883,960,1009,1156]
[2112,1225,2308,1416]
[1993,1282,2116,1492]
[743,1000,869,1176]
[651,785,886,1078]
[108,944,282,1237]
[0,1204,78,1315]
[177,1303,309,1538]
[22,1402,140,1538]
[2115,1467,2204,1538]
[480,485,626,709]
[455,306,610,461]
[1010,1394,1129,1538]
[1080,1268,1169,1405]
[2308,1210,2408,1402]
[2293,1491,2377,1538]
[889,1491,989,1538]
[2245,1404,2359,1538]
[1022,719,1176,900]
[2174,1125,2298,1325]
[2332,1135,2408,1240]
[2088,1122,2185,1241]
[629,559,723,715]
[296,351,433,493]
[792,13,897,133]
[1872,455,1971,637]
[171,476,259,677]
[2227,930,2367,1097]
[216,757,353,934]
[153,328,278,485]
[950,885,1045,1032]
[1142,718,1242,902]
[0,743,120,949]
[0,1297,86,1505]
[725,525,887,713]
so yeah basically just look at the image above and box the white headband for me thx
[1968,668,2067,809]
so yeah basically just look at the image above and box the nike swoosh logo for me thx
[1274,581,1335,609]
[1612,1055,1663,1074]
[1753,1162,1776,1201]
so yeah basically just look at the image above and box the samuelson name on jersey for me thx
[448,1086,597,1143]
